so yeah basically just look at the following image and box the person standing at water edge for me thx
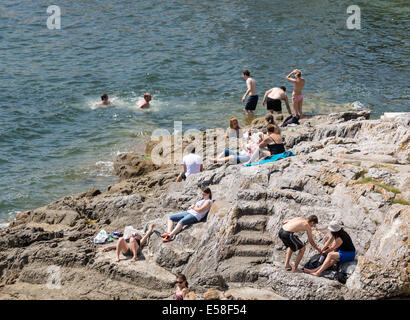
[278,215,322,272]
[241,70,258,114]
[262,86,292,115]
[286,69,305,118]
[138,92,152,109]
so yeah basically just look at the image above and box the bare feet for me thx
[311,272,320,277]
[115,257,120,262]
[291,267,303,273]
[130,257,137,262]
[284,265,292,271]
[303,268,315,274]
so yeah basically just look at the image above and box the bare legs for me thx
[167,220,184,238]
[284,246,306,273]
[293,98,303,118]
[102,237,139,262]
[304,252,339,276]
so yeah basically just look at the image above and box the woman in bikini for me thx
[173,274,189,300]
[101,224,155,262]
[245,124,285,164]
[286,69,305,118]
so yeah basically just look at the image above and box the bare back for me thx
[268,87,286,100]
[293,78,305,95]
[283,217,309,233]
[247,77,257,96]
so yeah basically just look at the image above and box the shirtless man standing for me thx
[138,93,152,109]
[262,86,292,115]
[278,215,321,272]
[286,69,305,118]
[241,70,258,115]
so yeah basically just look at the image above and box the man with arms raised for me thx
[278,215,321,273]
[286,69,305,118]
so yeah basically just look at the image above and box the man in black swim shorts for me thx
[262,86,292,115]
[278,215,322,272]
[241,70,258,114]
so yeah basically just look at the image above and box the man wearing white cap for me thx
[304,221,356,277]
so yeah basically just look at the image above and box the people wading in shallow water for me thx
[241,70,258,115]
[286,69,305,118]
[262,86,292,116]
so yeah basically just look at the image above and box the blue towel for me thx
[243,151,295,167]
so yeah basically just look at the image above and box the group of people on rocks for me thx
[99,68,356,299]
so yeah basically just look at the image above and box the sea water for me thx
[0,0,409,225]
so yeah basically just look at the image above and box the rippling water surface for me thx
[0,0,409,224]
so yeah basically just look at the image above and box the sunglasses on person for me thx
[176,280,184,284]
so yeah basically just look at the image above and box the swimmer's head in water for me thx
[280,86,286,92]
[101,93,109,101]
[144,93,152,101]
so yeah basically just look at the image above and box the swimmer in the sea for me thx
[138,93,152,109]
[93,94,111,108]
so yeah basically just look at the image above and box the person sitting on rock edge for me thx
[278,215,321,273]
[176,146,203,182]
[304,221,356,277]
[162,188,213,242]
[101,224,155,262]
[174,274,189,300]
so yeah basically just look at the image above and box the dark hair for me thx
[280,86,286,92]
[144,92,152,99]
[242,70,250,77]
[307,215,318,224]
[176,274,188,288]
[267,124,277,133]
[188,146,196,154]
[202,187,212,200]
[101,93,108,100]
[265,114,275,124]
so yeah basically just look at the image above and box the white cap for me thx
[328,221,342,232]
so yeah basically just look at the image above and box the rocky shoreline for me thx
[0,110,409,300]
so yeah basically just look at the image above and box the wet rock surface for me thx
[0,110,409,300]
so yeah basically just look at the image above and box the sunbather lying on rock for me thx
[304,221,356,277]
[278,215,321,272]
[210,130,263,164]
[101,224,155,262]
[162,188,213,242]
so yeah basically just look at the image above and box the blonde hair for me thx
[229,116,240,129]
[295,70,302,78]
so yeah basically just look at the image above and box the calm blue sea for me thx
[0,0,409,226]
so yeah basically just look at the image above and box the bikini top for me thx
[267,135,285,155]
[173,293,184,300]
